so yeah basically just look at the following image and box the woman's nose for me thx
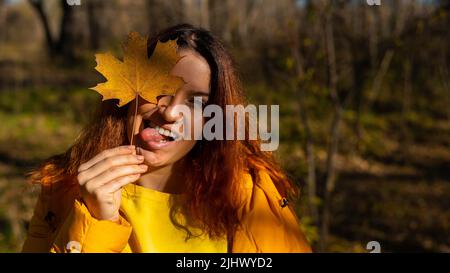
[157,95,183,123]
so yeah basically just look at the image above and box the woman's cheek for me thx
[187,111,204,140]
[158,139,196,164]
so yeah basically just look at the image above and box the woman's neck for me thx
[135,161,186,194]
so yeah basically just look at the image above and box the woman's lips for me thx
[140,127,165,142]
[138,127,174,149]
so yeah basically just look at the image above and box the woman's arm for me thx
[231,171,312,253]
[23,146,146,253]
[49,199,133,253]
[21,188,55,252]
[22,183,133,253]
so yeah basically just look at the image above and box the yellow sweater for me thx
[22,171,311,253]
[120,183,227,253]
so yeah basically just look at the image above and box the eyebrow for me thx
[189,90,210,96]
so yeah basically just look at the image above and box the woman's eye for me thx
[187,97,206,107]
[156,94,173,102]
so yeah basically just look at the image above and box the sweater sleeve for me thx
[50,199,132,253]
[21,188,55,253]
[22,183,132,253]
[231,171,312,253]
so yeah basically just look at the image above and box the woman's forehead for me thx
[171,49,211,93]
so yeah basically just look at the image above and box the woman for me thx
[22,24,311,253]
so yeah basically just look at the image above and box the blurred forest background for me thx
[0,0,449,252]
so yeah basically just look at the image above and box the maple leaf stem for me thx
[130,94,139,146]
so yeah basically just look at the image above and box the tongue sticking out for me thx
[139,127,167,142]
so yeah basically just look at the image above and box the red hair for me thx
[28,24,299,242]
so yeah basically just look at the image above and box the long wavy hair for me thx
[28,24,299,243]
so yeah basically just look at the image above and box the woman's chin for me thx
[136,146,169,167]
[134,138,196,168]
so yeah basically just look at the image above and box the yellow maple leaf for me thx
[90,31,184,107]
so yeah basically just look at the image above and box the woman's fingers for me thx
[83,164,148,193]
[98,174,141,195]
[78,153,144,184]
[76,146,145,221]
[78,145,135,173]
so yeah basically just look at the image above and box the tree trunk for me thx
[367,49,394,109]
[319,1,344,252]
[319,107,342,252]
[301,87,319,227]
[0,0,5,42]
[287,0,319,235]
[28,0,77,60]
[292,42,319,228]
[28,0,56,56]
[399,59,412,153]
[56,0,76,60]
[438,64,450,127]
[86,0,101,50]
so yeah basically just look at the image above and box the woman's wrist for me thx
[80,198,120,223]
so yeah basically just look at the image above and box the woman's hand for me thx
[77,145,148,221]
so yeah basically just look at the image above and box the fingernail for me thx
[128,145,135,149]
[140,165,148,169]
[137,155,144,160]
